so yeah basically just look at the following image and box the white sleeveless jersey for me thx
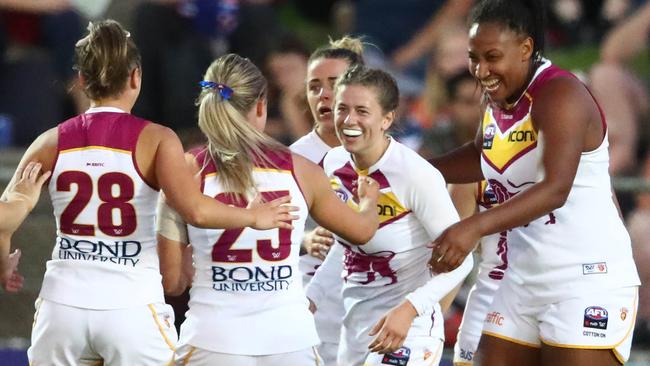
[41,107,163,309]
[479,60,640,304]
[180,147,317,355]
[312,138,472,365]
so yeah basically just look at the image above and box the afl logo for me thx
[585,306,608,320]
[484,123,496,139]
[584,306,608,330]
[483,123,497,150]
[335,189,349,202]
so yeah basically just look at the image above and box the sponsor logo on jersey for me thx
[584,306,608,330]
[211,265,292,292]
[459,348,474,361]
[481,115,538,174]
[331,163,410,228]
[381,346,411,365]
[582,262,608,275]
[583,330,606,338]
[342,244,397,286]
[485,311,505,326]
[85,162,105,167]
[56,236,141,267]
[507,130,535,142]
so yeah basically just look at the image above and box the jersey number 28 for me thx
[57,171,136,237]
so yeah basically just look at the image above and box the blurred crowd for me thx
[1,0,650,351]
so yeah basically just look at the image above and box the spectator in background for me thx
[411,24,471,131]
[347,0,472,79]
[589,0,650,177]
[132,0,284,138]
[590,0,650,348]
[264,35,312,144]
[0,0,84,146]
[546,0,646,48]
[418,70,482,160]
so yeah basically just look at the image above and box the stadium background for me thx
[1,0,649,365]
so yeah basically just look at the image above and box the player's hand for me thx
[1,249,24,293]
[302,227,334,260]
[356,176,380,203]
[5,162,51,211]
[428,220,479,273]
[248,194,299,230]
[368,300,417,354]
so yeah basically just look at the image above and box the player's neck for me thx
[90,98,133,113]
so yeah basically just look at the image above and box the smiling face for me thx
[334,84,394,169]
[306,57,351,131]
[468,21,533,108]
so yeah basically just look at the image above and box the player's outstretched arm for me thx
[293,154,379,245]
[154,127,299,230]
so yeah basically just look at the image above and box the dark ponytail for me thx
[470,0,546,63]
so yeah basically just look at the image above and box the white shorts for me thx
[340,303,443,366]
[28,298,177,366]
[173,343,321,366]
[363,336,444,366]
[453,268,501,365]
[317,341,338,366]
[482,280,638,363]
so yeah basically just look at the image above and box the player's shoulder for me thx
[290,131,330,164]
[386,140,446,187]
[321,145,349,170]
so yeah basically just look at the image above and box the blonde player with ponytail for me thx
[157,53,381,366]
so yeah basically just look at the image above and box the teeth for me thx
[482,79,500,91]
[342,128,362,137]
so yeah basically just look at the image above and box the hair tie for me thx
[199,81,234,101]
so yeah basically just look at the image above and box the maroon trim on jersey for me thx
[131,130,158,192]
[583,86,608,140]
[491,95,533,133]
[58,112,148,151]
[368,169,391,190]
[333,162,392,193]
[481,141,538,175]
[252,148,293,171]
[55,112,152,188]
